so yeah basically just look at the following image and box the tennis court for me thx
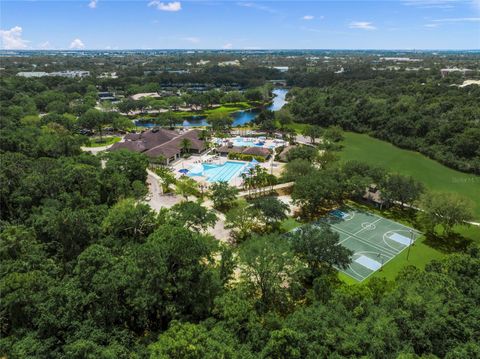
[319,207,422,282]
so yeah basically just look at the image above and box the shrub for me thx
[227,152,266,162]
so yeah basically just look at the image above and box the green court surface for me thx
[320,207,422,282]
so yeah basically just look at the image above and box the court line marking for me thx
[341,235,396,258]
[361,210,422,236]
[336,217,382,244]
[332,221,398,257]
[349,232,421,283]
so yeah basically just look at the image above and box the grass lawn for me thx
[370,224,480,282]
[85,136,121,147]
[284,122,310,133]
[280,218,301,232]
[340,132,480,221]
[204,102,253,116]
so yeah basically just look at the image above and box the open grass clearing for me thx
[85,136,121,147]
[339,132,480,220]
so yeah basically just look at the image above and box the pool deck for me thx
[213,136,286,149]
[171,152,283,187]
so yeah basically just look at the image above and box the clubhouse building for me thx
[109,128,206,164]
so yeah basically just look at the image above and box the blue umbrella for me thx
[178,168,189,174]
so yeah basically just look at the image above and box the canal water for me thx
[135,88,288,128]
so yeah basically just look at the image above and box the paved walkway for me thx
[146,171,231,241]
[145,169,182,210]
[237,181,294,197]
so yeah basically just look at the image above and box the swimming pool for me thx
[232,137,272,148]
[188,161,246,183]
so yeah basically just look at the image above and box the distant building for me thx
[218,60,240,67]
[98,72,118,79]
[440,68,473,78]
[98,91,118,101]
[17,71,48,78]
[17,70,90,78]
[380,57,421,62]
[109,128,207,164]
[272,66,289,72]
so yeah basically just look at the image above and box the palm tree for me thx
[180,138,192,154]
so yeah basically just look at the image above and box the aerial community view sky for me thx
[1,0,479,50]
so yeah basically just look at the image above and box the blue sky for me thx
[1,0,479,50]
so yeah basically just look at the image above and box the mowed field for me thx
[340,132,480,221]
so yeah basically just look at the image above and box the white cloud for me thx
[302,15,314,20]
[424,23,439,27]
[183,37,200,44]
[223,43,233,49]
[237,2,276,13]
[0,26,29,49]
[88,0,98,9]
[148,1,182,12]
[69,38,85,49]
[349,21,376,30]
[432,17,480,22]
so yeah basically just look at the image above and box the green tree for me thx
[225,202,260,243]
[281,159,315,182]
[302,125,322,144]
[180,138,192,154]
[292,169,346,218]
[261,328,305,359]
[322,126,344,143]
[102,149,148,184]
[275,109,293,130]
[155,166,177,193]
[290,224,352,279]
[169,201,217,232]
[148,321,243,359]
[209,181,239,211]
[207,113,233,133]
[175,176,200,201]
[79,109,107,139]
[285,146,318,162]
[381,174,424,208]
[239,234,301,313]
[251,197,289,231]
[417,192,474,236]
[101,198,157,242]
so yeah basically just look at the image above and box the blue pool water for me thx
[188,161,246,183]
[232,138,264,147]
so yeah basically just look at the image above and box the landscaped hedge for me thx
[227,152,266,162]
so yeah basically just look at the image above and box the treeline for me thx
[286,75,480,174]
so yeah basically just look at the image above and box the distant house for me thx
[109,129,206,164]
[98,91,117,101]
[363,184,384,208]
[215,145,272,159]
